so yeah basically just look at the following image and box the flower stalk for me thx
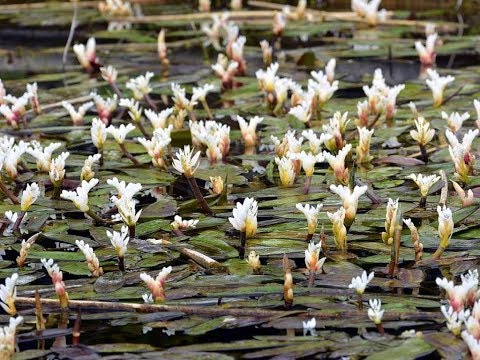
[119,143,140,165]
[186,176,213,216]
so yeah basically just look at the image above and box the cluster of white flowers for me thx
[360,68,405,123]
[90,92,118,124]
[190,120,230,162]
[0,81,34,129]
[137,125,173,168]
[445,128,479,184]
[436,270,480,358]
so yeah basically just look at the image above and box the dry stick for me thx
[118,10,277,23]
[0,180,19,204]
[15,297,444,320]
[176,247,223,269]
[0,0,165,11]
[35,290,45,351]
[62,0,78,74]
[441,85,465,107]
[354,178,382,204]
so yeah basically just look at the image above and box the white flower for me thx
[0,315,23,357]
[73,37,97,71]
[436,273,477,312]
[237,115,263,147]
[126,72,154,100]
[323,144,352,185]
[100,65,118,84]
[256,62,279,93]
[107,123,136,144]
[290,151,324,177]
[81,154,101,181]
[451,180,475,207]
[140,266,172,301]
[348,270,374,295]
[305,241,325,274]
[106,225,130,256]
[172,145,201,177]
[442,111,470,133]
[91,118,107,149]
[462,330,480,359]
[327,207,347,250]
[289,99,312,125]
[90,92,118,123]
[49,152,69,185]
[111,196,142,227]
[301,130,332,155]
[446,128,479,183]
[26,142,62,172]
[246,251,261,271]
[352,0,388,25]
[60,178,98,212]
[368,299,384,325]
[329,184,367,226]
[325,58,336,83]
[382,198,399,245]
[228,197,258,238]
[192,83,215,102]
[20,182,40,212]
[415,33,437,65]
[144,108,173,129]
[308,76,339,106]
[410,117,435,146]
[119,98,142,123]
[302,317,317,336]
[0,273,18,316]
[171,83,197,111]
[138,126,172,168]
[275,156,296,186]
[3,141,28,179]
[407,173,440,197]
[76,239,103,277]
[441,305,465,336]
[296,203,322,235]
[107,177,142,200]
[356,126,374,163]
[170,215,199,231]
[437,205,453,250]
[62,101,94,125]
[426,69,455,107]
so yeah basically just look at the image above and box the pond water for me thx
[0,0,480,359]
